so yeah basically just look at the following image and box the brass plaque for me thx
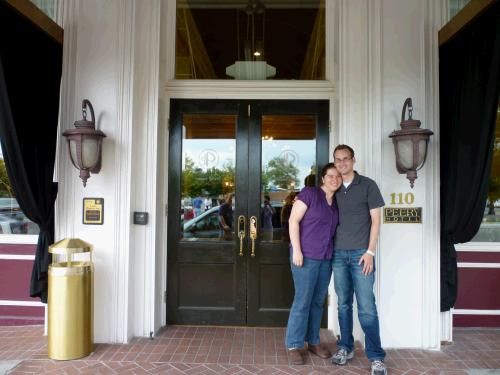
[83,198,104,225]
[384,207,422,224]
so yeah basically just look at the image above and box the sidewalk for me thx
[1,325,499,374]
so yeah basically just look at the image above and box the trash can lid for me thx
[49,238,92,254]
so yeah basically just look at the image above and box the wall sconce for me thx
[63,99,106,187]
[389,98,433,188]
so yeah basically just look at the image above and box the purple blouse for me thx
[292,186,339,260]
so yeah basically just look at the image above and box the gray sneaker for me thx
[371,360,387,375]
[331,348,354,365]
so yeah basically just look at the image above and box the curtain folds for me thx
[439,2,500,311]
[0,3,62,303]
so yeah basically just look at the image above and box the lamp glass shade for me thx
[416,139,428,168]
[396,138,428,170]
[69,138,99,169]
[396,139,414,169]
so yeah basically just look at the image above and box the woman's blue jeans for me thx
[285,256,332,349]
[332,249,386,361]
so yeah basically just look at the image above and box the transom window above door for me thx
[175,0,325,80]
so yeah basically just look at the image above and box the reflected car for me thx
[0,213,28,234]
[0,197,40,235]
[182,203,286,240]
[183,206,222,239]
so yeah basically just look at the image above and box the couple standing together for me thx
[285,144,387,375]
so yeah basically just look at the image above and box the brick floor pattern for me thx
[1,325,500,374]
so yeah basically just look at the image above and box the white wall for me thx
[333,0,446,349]
[57,0,136,343]
[55,0,447,347]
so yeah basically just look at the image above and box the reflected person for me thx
[304,173,316,187]
[285,163,342,365]
[193,196,203,217]
[261,195,275,241]
[218,193,233,240]
[280,192,297,243]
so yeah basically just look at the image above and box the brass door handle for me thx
[249,216,257,257]
[238,215,246,256]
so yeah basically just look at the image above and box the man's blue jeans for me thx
[332,249,386,361]
[285,256,332,349]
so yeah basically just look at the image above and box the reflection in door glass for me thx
[261,115,316,243]
[181,114,236,242]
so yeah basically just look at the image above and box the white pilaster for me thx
[113,0,135,343]
[421,0,448,350]
[130,0,161,338]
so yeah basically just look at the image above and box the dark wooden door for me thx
[167,99,329,326]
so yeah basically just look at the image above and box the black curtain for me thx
[439,2,500,312]
[0,3,62,303]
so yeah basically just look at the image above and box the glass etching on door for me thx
[181,114,236,241]
[260,115,316,243]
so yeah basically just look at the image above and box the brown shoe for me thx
[288,348,304,365]
[308,343,331,359]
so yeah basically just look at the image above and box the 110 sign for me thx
[390,192,414,205]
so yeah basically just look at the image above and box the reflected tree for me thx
[0,159,13,197]
[182,157,203,197]
[264,156,299,189]
[183,156,234,198]
[487,103,500,216]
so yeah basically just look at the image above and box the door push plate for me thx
[249,216,257,239]
[249,216,257,257]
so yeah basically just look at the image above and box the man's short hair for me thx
[334,144,355,158]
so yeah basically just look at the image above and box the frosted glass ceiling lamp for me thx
[389,98,433,188]
[226,0,276,80]
[226,61,275,80]
[63,99,106,187]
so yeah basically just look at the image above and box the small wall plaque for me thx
[384,207,422,224]
[133,212,148,225]
[83,198,104,225]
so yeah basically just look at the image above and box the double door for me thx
[167,99,328,326]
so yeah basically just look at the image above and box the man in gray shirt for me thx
[331,145,387,375]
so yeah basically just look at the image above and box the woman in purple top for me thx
[285,163,341,365]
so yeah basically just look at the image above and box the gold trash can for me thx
[48,238,93,360]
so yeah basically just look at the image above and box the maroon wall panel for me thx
[454,315,500,327]
[455,268,500,310]
[457,251,500,262]
[0,243,36,255]
[454,249,500,327]
[0,243,44,325]
[0,259,38,301]
[0,305,44,326]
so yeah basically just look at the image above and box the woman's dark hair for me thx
[320,162,337,178]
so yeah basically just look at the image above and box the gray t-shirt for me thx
[333,172,384,250]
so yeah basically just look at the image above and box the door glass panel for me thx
[181,114,236,242]
[260,115,316,243]
[174,0,325,80]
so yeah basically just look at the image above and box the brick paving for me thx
[1,325,499,374]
